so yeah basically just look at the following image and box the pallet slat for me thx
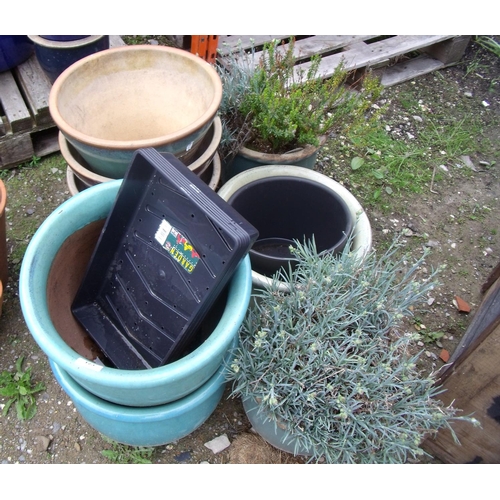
[220,35,467,88]
[0,70,32,133]
[0,35,126,169]
[294,35,455,79]
[14,56,52,127]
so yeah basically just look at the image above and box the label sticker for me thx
[74,358,104,372]
[155,219,200,274]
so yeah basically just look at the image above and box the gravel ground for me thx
[0,36,499,464]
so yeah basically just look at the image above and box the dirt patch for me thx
[0,37,499,464]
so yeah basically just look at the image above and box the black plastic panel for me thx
[71,149,258,369]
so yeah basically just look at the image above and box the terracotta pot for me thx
[49,45,222,178]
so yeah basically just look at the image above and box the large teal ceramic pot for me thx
[50,337,235,447]
[49,45,222,178]
[19,180,252,407]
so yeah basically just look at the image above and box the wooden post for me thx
[421,264,500,463]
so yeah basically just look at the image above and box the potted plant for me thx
[227,236,480,463]
[217,38,383,180]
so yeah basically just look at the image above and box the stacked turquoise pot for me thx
[19,181,252,445]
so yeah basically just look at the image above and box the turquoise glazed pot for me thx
[0,35,34,72]
[19,180,252,407]
[223,136,326,182]
[50,337,235,446]
[28,35,109,84]
[49,45,222,178]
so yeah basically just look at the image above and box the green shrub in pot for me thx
[217,38,383,166]
[227,236,479,463]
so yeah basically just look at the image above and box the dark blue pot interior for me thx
[34,35,110,83]
[0,35,34,72]
[39,36,90,41]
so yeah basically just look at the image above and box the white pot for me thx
[217,165,372,290]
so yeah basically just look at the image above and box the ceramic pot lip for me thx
[218,165,372,291]
[49,45,223,151]
[65,152,222,195]
[28,35,105,48]
[59,132,110,185]
[19,180,252,391]
[239,135,327,163]
[58,117,221,184]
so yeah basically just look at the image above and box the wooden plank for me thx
[295,35,455,79]
[422,323,500,463]
[376,54,445,86]
[443,272,500,369]
[292,35,380,60]
[32,127,60,158]
[423,35,471,65]
[218,35,289,54]
[109,35,126,47]
[0,131,34,168]
[14,55,52,127]
[422,275,500,463]
[223,36,381,66]
[0,70,32,133]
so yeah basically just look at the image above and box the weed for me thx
[101,437,154,464]
[464,55,489,78]
[20,155,41,169]
[0,356,46,420]
[419,330,445,344]
[475,36,500,58]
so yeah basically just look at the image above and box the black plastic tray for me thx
[71,149,258,370]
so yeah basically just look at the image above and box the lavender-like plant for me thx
[228,237,479,463]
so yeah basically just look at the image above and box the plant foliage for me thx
[217,38,383,161]
[101,437,154,464]
[228,236,479,463]
[0,356,45,420]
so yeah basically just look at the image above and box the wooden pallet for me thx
[0,35,125,170]
[218,35,471,86]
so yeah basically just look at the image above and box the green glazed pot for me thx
[19,180,252,407]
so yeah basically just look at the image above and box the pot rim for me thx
[28,35,105,48]
[239,135,327,163]
[0,179,6,214]
[49,45,223,150]
[59,117,221,184]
